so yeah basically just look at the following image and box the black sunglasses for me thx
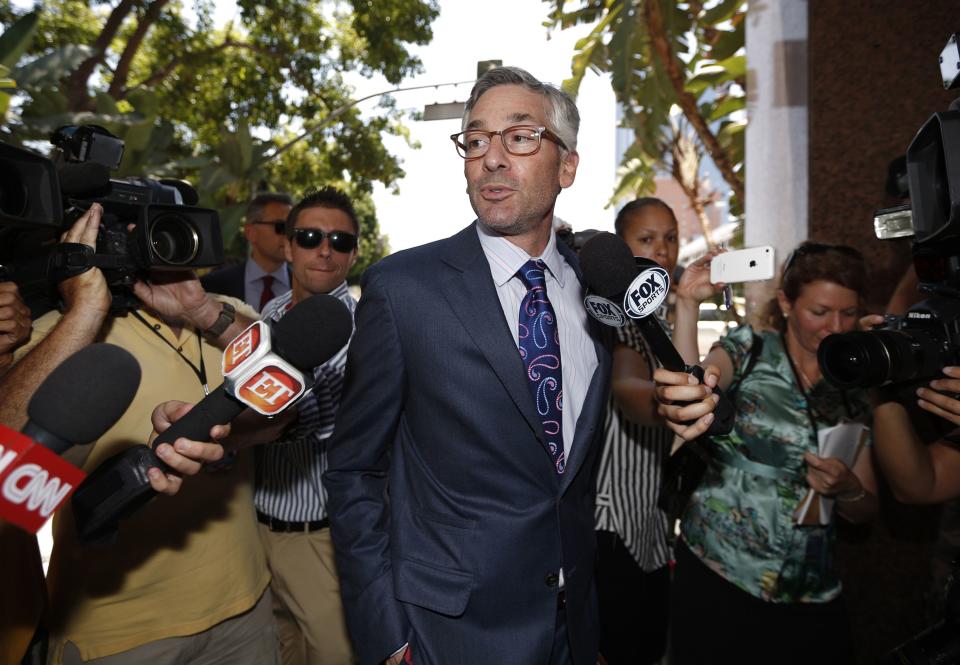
[249,220,286,235]
[293,228,358,253]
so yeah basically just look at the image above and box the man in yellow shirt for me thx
[1,203,277,664]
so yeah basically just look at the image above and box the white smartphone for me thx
[709,246,776,284]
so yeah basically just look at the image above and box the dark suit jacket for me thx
[325,223,612,665]
[200,262,246,303]
[200,260,291,310]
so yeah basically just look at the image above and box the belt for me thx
[257,511,329,533]
[711,448,803,482]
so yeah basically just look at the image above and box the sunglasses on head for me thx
[292,228,358,253]
[249,220,286,235]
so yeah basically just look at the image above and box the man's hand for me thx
[653,366,721,440]
[0,282,31,366]
[131,270,221,329]
[917,366,960,427]
[58,203,111,321]
[148,400,229,496]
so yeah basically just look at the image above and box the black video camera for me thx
[817,34,960,398]
[0,125,222,311]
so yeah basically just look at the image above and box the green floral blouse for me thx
[680,324,871,603]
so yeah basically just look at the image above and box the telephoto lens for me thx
[818,327,947,389]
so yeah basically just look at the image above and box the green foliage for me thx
[0,0,440,268]
[547,0,746,215]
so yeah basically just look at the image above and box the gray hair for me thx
[462,66,580,153]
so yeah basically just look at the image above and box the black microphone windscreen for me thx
[579,232,638,298]
[272,294,353,371]
[27,344,141,448]
[58,162,112,198]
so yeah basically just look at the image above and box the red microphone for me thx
[0,344,141,532]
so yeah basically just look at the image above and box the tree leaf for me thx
[12,44,93,88]
[0,11,39,72]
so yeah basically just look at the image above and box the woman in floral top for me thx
[658,243,879,665]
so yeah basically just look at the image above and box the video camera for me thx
[0,125,223,311]
[817,34,960,399]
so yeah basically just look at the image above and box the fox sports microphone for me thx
[579,232,734,435]
[72,294,354,544]
[0,344,141,533]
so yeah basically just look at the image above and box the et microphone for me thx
[579,232,734,435]
[72,294,354,544]
[0,344,141,533]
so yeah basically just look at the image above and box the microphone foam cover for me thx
[58,162,112,198]
[27,344,142,445]
[272,294,353,371]
[578,232,638,298]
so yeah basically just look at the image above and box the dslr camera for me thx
[0,125,222,310]
[817,34,960,397]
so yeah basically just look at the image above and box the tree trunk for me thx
[643,0,745,204]
[63,0,137,110]
[108,0,173,100]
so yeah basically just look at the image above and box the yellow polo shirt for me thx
[15,298,269,662]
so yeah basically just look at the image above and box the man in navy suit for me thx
[201,192,292,311]
[325,66,611,665]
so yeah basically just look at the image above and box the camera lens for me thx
[149,214,199,265]
[0,161,28,217]
[818,332,893,388]
[819,329,934,389]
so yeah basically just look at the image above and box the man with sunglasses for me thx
[325,67,611,665]
[201,192,293,312]
[254,187,359,665]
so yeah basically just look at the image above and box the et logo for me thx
[583,295,626,327]
[236,366,304,415]
[624,267,670,319]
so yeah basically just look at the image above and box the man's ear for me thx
[242,223,254,243]
[558,150,579,190]
[283,237,294,264]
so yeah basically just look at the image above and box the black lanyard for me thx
[780,333,854,447]
[781,333,820,445]
[131,310,209,395]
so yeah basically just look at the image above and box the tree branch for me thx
[64,0,138,110]
[108,0,173,99]
[643,0,744,204]
[126,39,282,94]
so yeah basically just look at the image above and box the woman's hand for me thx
[803,452,861,498]
[676,250,725,304]
[653,365,721,441]
[917,366,960,427]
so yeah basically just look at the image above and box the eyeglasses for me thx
[782,242,864,277]
[292,228,358,253]
[249,220,286,235]
[450,124,567,159]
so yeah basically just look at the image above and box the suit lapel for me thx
[439,225,546,444]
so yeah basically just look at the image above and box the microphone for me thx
[71,294,354,544]
[0,344,142,532]
[579,232,734,435]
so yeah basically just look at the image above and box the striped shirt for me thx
[476,224,599,459]
[253,282,356,521]
[595,316,672,571]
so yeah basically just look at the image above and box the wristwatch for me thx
[203,302,235,338]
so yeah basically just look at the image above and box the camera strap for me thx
[130,309,209,395]
[48,243,135,283]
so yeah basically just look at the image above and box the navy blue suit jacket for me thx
[325,224,612,665]
[199,261,246,303]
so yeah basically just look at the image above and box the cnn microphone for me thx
[579,232,734,435]
[0,344,142,533]
[72,294,354,544]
